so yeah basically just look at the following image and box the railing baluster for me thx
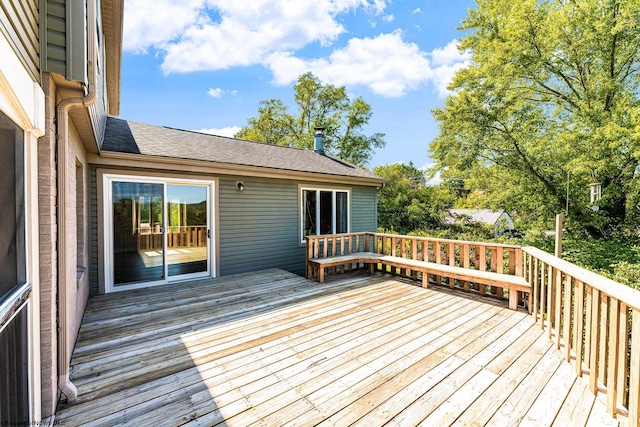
[434,242,442,286]
[563,274,572,361]
[617,304,629,410]
[479,246,487,295]
[607,298,620,416]
[539,261,546,330]
[629,308,640,425]
[598,293,608,384]
[447,242,455,289]
[531,256,538,321]
[555,267,563,349]
[548,265,554,339]
[411,238,418,280]
[575,280,585,376]
[462,244,470,292]
[589,287,601,394]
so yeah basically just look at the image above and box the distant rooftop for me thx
[102,117,383,183]
[445,209,512,226]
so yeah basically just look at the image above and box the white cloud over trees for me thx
[123,0,468,98]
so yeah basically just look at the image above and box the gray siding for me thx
[352,186,378,232]
[88,169,379,292]
[218,177,304,275]
[41,0,87,83]
[0,0,39,80]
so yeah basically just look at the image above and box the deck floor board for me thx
[56,269,622,426]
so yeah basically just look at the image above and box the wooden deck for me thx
[56,269,624,426]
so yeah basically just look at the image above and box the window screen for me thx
[0,113,25,305]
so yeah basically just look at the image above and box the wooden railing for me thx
[306,232,523,303]
[115,225,207,252]
[524,246,640,424]
[306,232,640,425]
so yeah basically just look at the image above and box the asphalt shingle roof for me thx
[102,117,382,182]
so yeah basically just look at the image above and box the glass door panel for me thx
[112,181,164,286]
[167,184,208,277]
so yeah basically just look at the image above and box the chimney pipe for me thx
[314,127,325,155]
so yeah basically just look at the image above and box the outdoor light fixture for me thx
[236,181,244,191]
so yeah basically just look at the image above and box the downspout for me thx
[56,0,97,401]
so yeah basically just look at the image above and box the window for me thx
[0,111,29,424]
[302,188,349,241]
[0,113,25,305]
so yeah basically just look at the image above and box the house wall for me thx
[37,73,58,418]
[0,20,46,421]
[41,0,87,83]
[497,212,515,229]
[0,0,39,80]
[37,73,93,417]
[89,170,378,294]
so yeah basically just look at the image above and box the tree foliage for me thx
[374,163,451,234]
[430,0,640,236]
[236,73,386,167]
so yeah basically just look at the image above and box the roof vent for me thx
[314,127,325,155]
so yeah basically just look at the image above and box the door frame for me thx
[102,172,217,293]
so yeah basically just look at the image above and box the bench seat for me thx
[308,252,530,311]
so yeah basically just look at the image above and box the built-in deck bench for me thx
[306,233,531,311]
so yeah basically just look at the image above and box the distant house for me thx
[445,209,514,235]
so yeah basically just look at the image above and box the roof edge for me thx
[89,151,385,187]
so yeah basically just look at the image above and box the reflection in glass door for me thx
[112,181,165,286]
[167,184,208,277]
[107,176,214,291]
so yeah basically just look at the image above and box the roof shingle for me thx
[102,117,382,182]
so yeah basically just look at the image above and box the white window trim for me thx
[300,187,351,243]
[102,173,217,293]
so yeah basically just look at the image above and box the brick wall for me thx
[37,73,58,417]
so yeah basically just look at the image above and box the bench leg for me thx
[368,262,374,275]
[422,273,428,288]
[319,267,325,283]
[509,290,519,310]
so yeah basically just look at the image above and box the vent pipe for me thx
[314,127,325,155]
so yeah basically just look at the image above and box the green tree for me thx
[374,163,450,233]
[430,0,640,236]
[236,72,385,167]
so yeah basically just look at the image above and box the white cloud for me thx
[412,8,423,14]
[123,0,468,98]
[382,14,394,22]
[429,39,471,97]
[197,126,242,137]
[207,88,224,98]
[123,0,205,52]
[124,0,388,73]
[421,161,442,186]
[206,87,237,98]
[266,34,469,98]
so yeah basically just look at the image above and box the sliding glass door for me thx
[106,175,214,292]
[166,184,208,277]
[112,181,165,285]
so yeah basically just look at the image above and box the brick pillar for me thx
[37,73,58,417]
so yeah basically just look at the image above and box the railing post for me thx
[447,242,455,289]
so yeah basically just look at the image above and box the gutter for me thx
[88,151,386,188]
[56,0,97,401]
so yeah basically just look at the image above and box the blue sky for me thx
[119,0,476,170]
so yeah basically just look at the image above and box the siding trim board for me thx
[88,152,384,188]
